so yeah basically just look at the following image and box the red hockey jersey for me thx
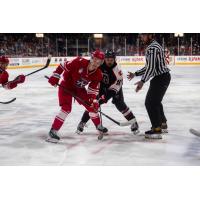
[54,57,103,99]
[0,71,9,85]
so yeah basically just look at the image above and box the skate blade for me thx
[75,130,84,135]
[190,129,200,137]
[162,129,168,133]
[98,133,104,140]
[98,130,105,140]
[46,137,59,143]
[97,131,109,140]
[132,130,140,135]
[145,134,162,139]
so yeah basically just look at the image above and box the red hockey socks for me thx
[51,108,70,131]
[89,112,101,127]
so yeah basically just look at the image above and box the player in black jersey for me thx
[76,50,139,135]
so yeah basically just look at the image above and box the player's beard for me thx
[105,58,115,67]
[106,62,113,67]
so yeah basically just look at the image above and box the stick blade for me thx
[189,128,200,137]
[0,97,16,104]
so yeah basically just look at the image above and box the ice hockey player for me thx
[47,50,105,143]
[127,33,171,139]
[76,50,139,135]
[0,56,26,89]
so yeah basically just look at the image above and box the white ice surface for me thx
[0,66,200,165]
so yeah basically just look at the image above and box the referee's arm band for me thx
[135,72,139,76]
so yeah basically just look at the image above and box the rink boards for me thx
[7,56,200,69]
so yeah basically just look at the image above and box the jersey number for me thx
[116,80,122,85]
[102,73,109,84]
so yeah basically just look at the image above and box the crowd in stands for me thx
[0,33,200,57]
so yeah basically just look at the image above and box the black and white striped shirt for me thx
[135,40,170,83]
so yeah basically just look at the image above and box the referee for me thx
[127,33,171,139]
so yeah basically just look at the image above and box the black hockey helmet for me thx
[105,49,116,59]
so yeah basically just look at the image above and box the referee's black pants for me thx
[145,72,171,128]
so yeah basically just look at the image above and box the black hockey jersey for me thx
[99,62,123,99]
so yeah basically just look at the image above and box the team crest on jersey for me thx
[76,78,88,88]
[78,68,84,74]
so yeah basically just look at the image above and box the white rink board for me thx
[0,66,200,165]
[7,56,200,69]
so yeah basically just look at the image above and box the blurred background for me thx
[0,33,199,57]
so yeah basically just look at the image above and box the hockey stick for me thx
[0,55,51,75]
[0,56,51,104]
[45,76,134,127]
[1,55,51,86]
[0,97,16,104]
[189,128,200,137]
[98,105,104,140]
[25,55,52,77]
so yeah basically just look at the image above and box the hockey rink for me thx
[0,66,200,165]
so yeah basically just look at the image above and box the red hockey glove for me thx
[98,95,107,105]
[48,73,60,86]
[15,74,26,84]
[3,74,25,90]
[3,81,17,89]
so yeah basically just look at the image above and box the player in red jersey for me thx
[0,56,25,89]
[47,50,105,143]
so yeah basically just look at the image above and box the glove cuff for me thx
[53,73,61,79]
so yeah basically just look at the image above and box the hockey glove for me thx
[15,74,26,84]
[48,73,60,86]
[98,95,107,105]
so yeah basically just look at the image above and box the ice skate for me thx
[145,127,162,139]
[97,124,108,135]
[46,128,60,143]
[75,122,87,135]
[97,124,108,140]
[131,120,139,135]
[161,122,168,133]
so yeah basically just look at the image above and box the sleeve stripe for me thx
[109,88,118,93]
[135,66,146,76]
[87,87,99,95]
[88,87,99,93]
[60,63,65,70]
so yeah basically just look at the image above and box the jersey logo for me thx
[75,78,88,88]
[102,73,109,84]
